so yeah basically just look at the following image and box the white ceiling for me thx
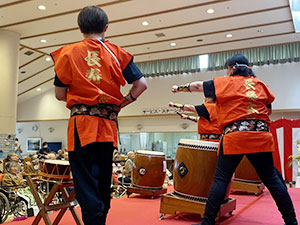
[1,0,298,103]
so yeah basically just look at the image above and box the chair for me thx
[23,157,31,173]
[2,159,8,173]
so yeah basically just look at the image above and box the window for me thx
[199,54,209,70]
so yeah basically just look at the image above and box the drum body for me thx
[174,139,220,199]
[234,156,261,182]
[132,150,166,189]
[39,160,71,182]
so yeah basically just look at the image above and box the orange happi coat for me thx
[51,38,132,151]
[197,103,221,142]
[214,75,275,154]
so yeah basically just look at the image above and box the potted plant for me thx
[289,140,300,170]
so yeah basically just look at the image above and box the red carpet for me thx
[6,188,300,225]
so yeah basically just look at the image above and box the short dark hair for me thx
[42,142,48,147]
[225,54,255,77]
[77,6,109,34]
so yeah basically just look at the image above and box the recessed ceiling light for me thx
[142,21,149,26]
[37,88,41,92]
[226,34,233,38]
[170,42,176,46]
[38,5,46,10]
[207,8,215,14]
[40,39,47,43]
[257,29,264,33]
[45,57,51,62]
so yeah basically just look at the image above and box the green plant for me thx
[288,149,300,168]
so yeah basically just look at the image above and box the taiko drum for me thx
[174,139,231,199]
[39,159,71,183]
[234,156,261,182]
[132,150,166,189]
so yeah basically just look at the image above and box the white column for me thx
[0,30,20,133]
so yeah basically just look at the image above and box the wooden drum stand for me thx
[160,139,236,220]
[160,192,236,220]
[25,160,83,225]
[231,157,265,195]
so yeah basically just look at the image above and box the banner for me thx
[270,119,300,181]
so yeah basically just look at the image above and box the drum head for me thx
[136,150,165,156]
[44,159,70,166]
[178,139,219,151]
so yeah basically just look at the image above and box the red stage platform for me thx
[6,188,300,225]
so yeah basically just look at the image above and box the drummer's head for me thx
[6,161,19,175]
[127,151,135,160]
[225,54,255,77]
[78,6,109,35]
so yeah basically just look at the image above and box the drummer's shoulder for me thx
[53,41,85,56]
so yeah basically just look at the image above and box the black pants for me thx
[201,141,298,225]
[69,137,114,225]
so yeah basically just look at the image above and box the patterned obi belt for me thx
[223,119,269,135]
[70,103,120,122]
[199,134,222,140]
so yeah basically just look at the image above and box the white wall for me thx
[16,62,300,154]
[16,120,68,156]
[17,61,300,121]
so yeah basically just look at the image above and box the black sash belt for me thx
[70,103,119,122]
[199,134,222,140]
[223,119,269,135]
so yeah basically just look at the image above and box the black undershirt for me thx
[195,104,210,121]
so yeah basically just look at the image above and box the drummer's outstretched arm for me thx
[169,102,196,113]
[171,81,203,93]
[176,112,198,123]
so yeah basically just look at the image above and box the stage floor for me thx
[5,188,300,225]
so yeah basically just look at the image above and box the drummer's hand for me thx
[169,102,175,107]
[177,112,188,119]
[171,85,179,93]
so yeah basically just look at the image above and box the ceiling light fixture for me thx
[45,57,51,62]
[38,5,46,10]
[40,39,47,43]
[142,21,149,26]
[207,8,215,14]
[37,88,41,92]
[170,42,176,46]
[226,34,233,38]
[257,29,264,33]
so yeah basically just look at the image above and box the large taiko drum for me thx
[39,160,71,183]
[174,139,231,200]
[132,150,166,189]
[234,156,261,182]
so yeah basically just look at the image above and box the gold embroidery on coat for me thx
[247,102,259,114]
[244,79,256,90]
[98,89,111,103]
[86,68,101,84]
[246,90,257,101]
[85,51,101,67]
